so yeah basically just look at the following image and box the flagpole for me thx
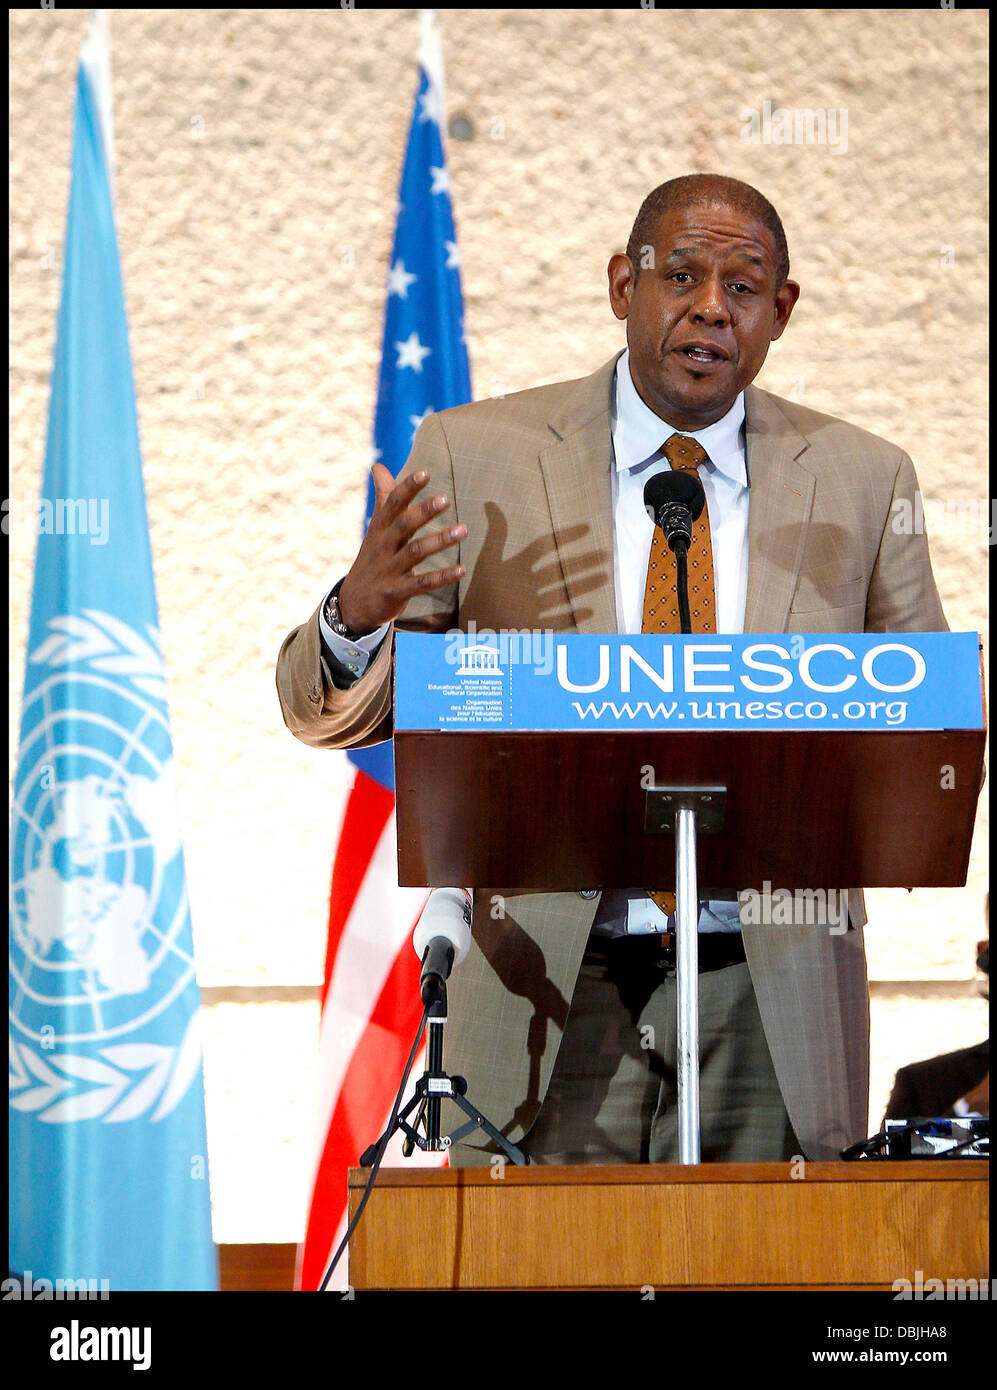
[418,10,445,110]
[79,9,115,203]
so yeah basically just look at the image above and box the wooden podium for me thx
[348,1161,988,1291]
[347,633,989,1293]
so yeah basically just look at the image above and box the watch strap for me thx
[323,582,362,642]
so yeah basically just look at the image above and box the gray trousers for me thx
[452,939,799,1166]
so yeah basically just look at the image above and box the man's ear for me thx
[771,279,800,341]
[607,252,635,322]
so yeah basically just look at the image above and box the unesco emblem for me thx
[457,644,502,676]
[9,611,202,1124]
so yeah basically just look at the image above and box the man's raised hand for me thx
[336,463,466,636]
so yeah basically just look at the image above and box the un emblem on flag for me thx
[9,611,203,1123]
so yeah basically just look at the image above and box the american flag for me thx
[295,12,472,1292]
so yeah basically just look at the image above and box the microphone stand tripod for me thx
[359,977,530,1167]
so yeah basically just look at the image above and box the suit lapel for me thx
[538,352,621,634]
[743,385,815,634]
[535,363,817,637]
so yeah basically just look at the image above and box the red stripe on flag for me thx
[321,770,394,1010]
[297,923,425,1291]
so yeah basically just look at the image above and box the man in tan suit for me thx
[277,174,947,1163]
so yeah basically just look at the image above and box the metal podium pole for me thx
[646,784,727,1166]
[674,804,701,1164]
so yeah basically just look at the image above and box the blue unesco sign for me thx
[394,632,983,733]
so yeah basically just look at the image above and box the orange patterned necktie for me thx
[644,433,715,915]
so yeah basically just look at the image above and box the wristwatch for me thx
[323,582,363,642]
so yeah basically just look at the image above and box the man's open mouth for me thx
[672,343,730,375]
[676,342,729,364]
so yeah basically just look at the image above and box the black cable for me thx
[316,1002,430,1292]
[841,1119,915,1159]
[925,1133,988,1158]
[842,1117,987,1161]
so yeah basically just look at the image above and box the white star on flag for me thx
[444,241,460,270]
[386,260,418,299]
[417,84,444,128]
[409,405,434,440]
[395,331,432,372]
[429,165,452,196]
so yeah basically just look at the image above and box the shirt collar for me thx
[613,347,746,486]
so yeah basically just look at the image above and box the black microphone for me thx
[420,945,453,1007]
[643,471,707,635]
[643,470,706,557]
[413,888,473,1005]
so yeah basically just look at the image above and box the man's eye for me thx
[730,281,754,294]
[671,272,693,283]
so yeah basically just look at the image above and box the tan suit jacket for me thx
[277,350,948,1160]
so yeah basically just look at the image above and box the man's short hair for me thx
[626,174,790,289]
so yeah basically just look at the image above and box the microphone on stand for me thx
[643,471,707,635]
[412,887,473,1005]
[353,884,527,1173]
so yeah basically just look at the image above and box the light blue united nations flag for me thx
[8,14,217,1291]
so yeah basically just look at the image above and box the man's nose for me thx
[690,279,730,324]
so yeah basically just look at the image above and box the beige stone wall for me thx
[9,8,988,1241]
